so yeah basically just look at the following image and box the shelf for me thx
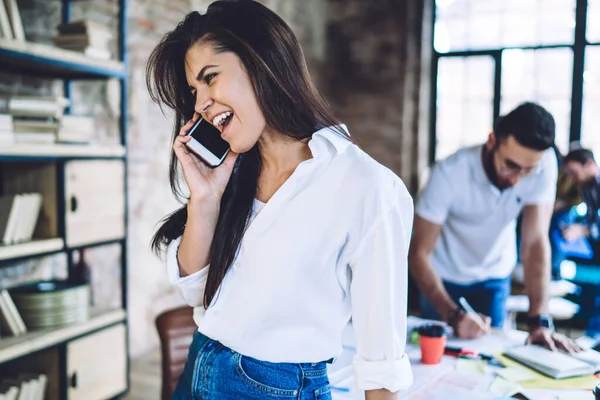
[0,39,125,79]
[0,308,126,364]
[0,144,126,160]
[0,238,64,262]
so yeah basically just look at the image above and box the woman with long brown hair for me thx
[147,1,414,398]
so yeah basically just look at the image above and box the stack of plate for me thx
[10,281,90,330]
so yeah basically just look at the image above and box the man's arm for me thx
[519,204,553,316]
[408,217,456,319]
[520,204,581,353]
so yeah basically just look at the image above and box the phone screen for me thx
[187,118,230,159]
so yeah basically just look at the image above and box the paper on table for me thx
[407,370,496,400]
[456,358,487,375]
[495,366,537,382]
[488,377,523,397]
[495,353,598,390]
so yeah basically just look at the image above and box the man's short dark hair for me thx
[564,148,596,165]
[493,102,555,151]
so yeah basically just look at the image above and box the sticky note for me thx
[456,357,486,375]
[495,366,537,382]
[489,377,523,397]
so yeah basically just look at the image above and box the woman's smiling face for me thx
[185,41,267,153]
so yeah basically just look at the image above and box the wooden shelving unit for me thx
[0,1,130,399]
[0,144,126,160]
[0,38,125,78]
[0,308,126,365]
[0,238,64,262]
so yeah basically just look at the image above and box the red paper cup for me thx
[419,334,446,365]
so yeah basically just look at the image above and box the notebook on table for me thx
[504,345,595,379]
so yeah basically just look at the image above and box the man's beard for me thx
[482,147,513,190]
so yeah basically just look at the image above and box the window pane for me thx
[435,0,576,52]
[582,46,600,157]
[501,48,573,153]
[435,56,494,160]
[589,0,600,43]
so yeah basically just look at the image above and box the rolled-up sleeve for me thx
[166,236,210,307]
[349,195,414,392]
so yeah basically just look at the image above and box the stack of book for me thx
[59,114,95,143]
[0,114,14,146]
[8,96,69,144]
[0,289,27,337]
[0,193,43,245]
[7,96,95,145]
[52,19,113,60]
[0,373,47,400]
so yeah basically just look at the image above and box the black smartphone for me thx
[184,118,230,168]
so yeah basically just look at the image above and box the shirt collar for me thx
[308,124,352,159]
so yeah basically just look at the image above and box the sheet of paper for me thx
[489,377,523,397]
[407,370,495,400]
[495,366,538,382]
[456,358,487,375]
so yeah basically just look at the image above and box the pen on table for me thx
[330,386,350,392]
[458,296,486,327]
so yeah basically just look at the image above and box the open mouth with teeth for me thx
[212,111,234,133]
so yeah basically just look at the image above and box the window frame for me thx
[430,0,592,162]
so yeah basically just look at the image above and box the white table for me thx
[327,316,591,399]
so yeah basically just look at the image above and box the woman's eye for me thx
[205,73,217,85]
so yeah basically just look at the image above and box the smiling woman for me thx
[145,1,414,399]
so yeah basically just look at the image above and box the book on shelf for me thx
[0,289,26,336]
[0,382,19,400]
[57,18,112,36]
[3,0,24,41]
[14,132,56,144]
[0,193,43,245]
[0,373,47,400]
[58,115,94,143]
[8,96,70,120]
[0,114,13,129]
[54,19,113,60]
[0,1,13,39]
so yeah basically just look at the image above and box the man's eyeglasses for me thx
[495,152,537,178]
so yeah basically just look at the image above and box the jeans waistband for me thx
[194,330,332,371]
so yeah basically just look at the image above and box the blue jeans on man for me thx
[419,277,512,328]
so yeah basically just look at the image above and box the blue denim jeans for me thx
[172,331,332,399]
[419,277,511,328]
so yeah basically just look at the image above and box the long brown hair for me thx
[146,0,350,308]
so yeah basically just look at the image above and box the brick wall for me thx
[0,0,431,357]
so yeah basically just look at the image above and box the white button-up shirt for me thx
[166,125,414,392]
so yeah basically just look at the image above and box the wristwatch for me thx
[526,314,554,330]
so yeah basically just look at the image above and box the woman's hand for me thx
[173,113,239,203]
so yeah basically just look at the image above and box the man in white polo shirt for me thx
[409,103,579,351]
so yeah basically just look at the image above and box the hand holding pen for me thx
[454,297,491,339]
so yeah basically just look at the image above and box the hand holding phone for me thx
[173,115,238,202]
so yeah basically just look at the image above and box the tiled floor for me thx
[123,348,161,400]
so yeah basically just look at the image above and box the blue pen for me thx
[330,386,350,392]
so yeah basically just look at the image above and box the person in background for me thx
[147,1,413,398]
[559,148,600,264]
[409,102,580,352]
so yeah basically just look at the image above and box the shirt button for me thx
[234,263,240,268]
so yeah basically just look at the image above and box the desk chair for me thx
[155,306,197,400]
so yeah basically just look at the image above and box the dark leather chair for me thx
[155,306,197,400]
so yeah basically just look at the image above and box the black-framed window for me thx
[432,0,598,161]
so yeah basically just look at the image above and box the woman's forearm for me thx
[365,389,398,400]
